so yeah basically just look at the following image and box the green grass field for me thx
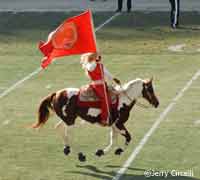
[0,11,200,180]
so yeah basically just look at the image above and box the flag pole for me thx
[89,9,98,48]
[89,9,111,123]
[99,63,111,123]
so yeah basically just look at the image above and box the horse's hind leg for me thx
[55,116,87,162]
[55,120,71,156]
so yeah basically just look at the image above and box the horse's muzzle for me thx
[153,100,159,108]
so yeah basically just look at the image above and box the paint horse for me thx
[32,78,159,161]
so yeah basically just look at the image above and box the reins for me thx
[135,101,150,109]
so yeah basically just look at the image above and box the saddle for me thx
[77,85,119,108]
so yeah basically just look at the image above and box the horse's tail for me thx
[32,92,56,129]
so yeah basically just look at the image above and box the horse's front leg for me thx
[114,122,131,155]
[95,126,118,157]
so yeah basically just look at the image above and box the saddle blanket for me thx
[77,85,119,108]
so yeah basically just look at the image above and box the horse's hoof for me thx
[125,142,129,146]
[78,152,86,162]
[95,149,104,157]
[115,148,124,155]
[63,146,71,156]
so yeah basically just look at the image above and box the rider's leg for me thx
[91,84,111,125]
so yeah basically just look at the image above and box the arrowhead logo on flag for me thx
[39,10,97,69]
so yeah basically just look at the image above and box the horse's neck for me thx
[119,80,143,105]
[126,83,143,100]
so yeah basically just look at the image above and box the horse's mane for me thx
[115,78,143,92]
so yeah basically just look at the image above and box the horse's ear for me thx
[144,77,153,83]
[143,79,148,84]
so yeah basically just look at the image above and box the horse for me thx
[31,78,159,161]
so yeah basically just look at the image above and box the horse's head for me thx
[119,78,159,108]
[142,78,159,108]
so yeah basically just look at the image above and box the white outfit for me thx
[81,61,113,82]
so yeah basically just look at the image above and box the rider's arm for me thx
[103,66,113,81]
[103,66,121,85]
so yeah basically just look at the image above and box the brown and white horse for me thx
[32,78,159,161]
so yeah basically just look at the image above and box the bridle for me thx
[142,82,155,106]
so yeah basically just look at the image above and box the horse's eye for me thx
[148,86,154,93]
[144,85,148,90]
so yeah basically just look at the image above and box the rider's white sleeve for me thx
[84,62,97,72]
[104,66,113,81]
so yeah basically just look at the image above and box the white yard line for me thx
[194,119,200,125]
[168,44,186,52]
[0,12,120,100]
[112,69,200,180]
[0,67,42,99]
[95,12,120,32]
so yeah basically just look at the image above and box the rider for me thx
[80,52,121,126]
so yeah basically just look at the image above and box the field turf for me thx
[0,11,200,180]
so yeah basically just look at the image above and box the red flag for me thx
[39,10,97,68]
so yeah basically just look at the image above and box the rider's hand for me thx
[113,78,121,85]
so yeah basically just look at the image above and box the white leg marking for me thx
[103,129,113,153]
[55,121,68,146]
[104,125,119,153]
[111,69,200,180]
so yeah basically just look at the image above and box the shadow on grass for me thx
[63,165,198,180]
[65,164,200,180]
